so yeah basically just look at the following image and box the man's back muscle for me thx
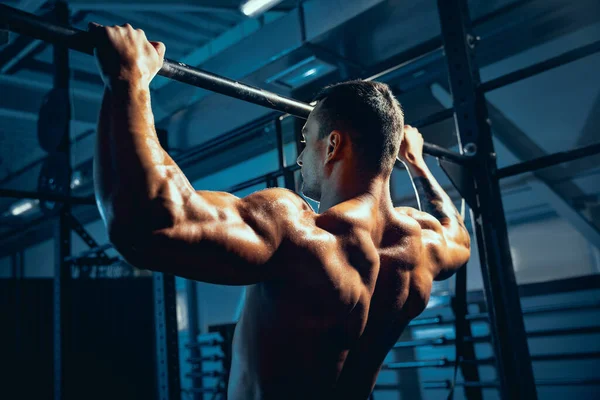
[229,197,433,399]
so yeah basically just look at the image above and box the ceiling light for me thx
[10,199,39,216]
[240,0,284,18]
[302,68,318,78]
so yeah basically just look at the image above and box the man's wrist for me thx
[404,158,429,178]
[107,75,150,94]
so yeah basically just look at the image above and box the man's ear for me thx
[325,130,343,163]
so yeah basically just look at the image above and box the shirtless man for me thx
[91,23,470,399]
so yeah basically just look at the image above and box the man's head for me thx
[296,80,404,202]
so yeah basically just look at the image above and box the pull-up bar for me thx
[0,4,469,164]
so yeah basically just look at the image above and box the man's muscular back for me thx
[90,28,469,400]
[229,192,451,399]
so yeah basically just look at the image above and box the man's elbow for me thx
[434,268,458,281]
[107,219,168,274]
[434,240,471,282]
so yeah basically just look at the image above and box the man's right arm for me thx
[398,126,470,280]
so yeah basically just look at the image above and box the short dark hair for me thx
[313,80,404,175]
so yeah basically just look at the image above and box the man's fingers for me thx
[150,41,166,60]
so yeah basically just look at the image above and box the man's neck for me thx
[318,175,393,213]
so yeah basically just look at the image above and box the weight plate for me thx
[37,152,70,216]
[37,88,70,153]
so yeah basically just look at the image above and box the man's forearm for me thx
[405,159,465,230]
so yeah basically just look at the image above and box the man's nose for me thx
[296,151,303,167]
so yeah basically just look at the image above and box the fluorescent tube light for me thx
[240,0,284,18]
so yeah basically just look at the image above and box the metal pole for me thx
[481,40,600,93]
[275,117,296,191]
[0,4,312,117]
[51,3,71,399]
[497,142,600,179]
[0,4,468,165]
[186,280,203,400]
[436,0,537,399]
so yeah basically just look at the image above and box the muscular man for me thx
[91,23,470,399]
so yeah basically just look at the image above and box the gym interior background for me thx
[0,0,599,399]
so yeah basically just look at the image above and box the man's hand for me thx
[397,125,425,166]
[89,22,165,88]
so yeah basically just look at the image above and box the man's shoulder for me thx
[242,188,314,214]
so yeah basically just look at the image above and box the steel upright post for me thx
[436,0,537,398]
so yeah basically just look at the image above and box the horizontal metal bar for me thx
[423,378,600,390]
[0,4,313,118]
[0,5,467,164]
[527,325,600,338]
[187,355,224,363]
[383,358,449,369]
[392,335,489,349]
[185,340,222,348]
[63,243,114,262]
[182,388,220,394]
[382,352,600,372]
[0,188,95,205]
[423,380,500,389]
[186,371,225,378]
[497,142,600,179]
[227,164,300,194]
[482,40,600,93]
[531,351,600,362]
[394,325,600,349]
[409,316,443,327]
[535,378,600,387]
[467,302,600,321]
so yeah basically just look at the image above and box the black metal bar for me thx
[481,40,600,93]
[467,302,600,321]
[63,243,114,262]
[423,378,600,390]
[393,335,489,349]
[383,358,450,369]
[535,378,600,387]
[153,271,181,400]
[52,4,71,400]
[187,355,224,364]
[0,4,312,118]
[0,188,95,205]
[185,340,222,348]
[452,264,483,400]
[527,325,600,338]
[384,351,600,372]
[393,325,600,350]
[0,4,467,165]
[411,301,600,328]
[186,279,203,400]
[183,388,221,394]
[67,213,110,264]
[187,371,226,378]
[437,1,537,399]
[497,142,600,179]
[530,351,600,362]
[423,380,499,390]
